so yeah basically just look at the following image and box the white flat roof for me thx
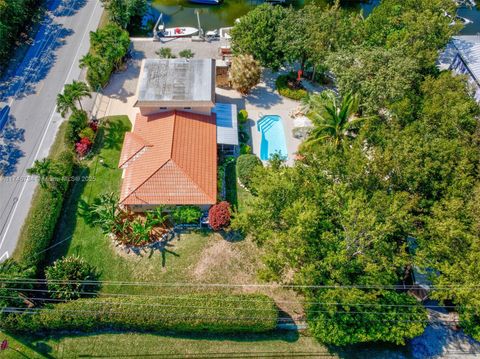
[439,35,480,83]
[214,103,238,146]
[135,58,216,107]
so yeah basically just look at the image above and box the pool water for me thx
[257,115,288,161]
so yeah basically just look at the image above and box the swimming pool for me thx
[257,115,288,161]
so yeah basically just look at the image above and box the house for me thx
[118,58,238,212]
[438,35,480,102]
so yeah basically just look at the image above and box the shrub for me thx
[209,201,231,231]
[239,129,249,144]
[179,49,195,59]
[240,143,252,155]
[89,121,98,132]
[79,127,95,141]
[238,109,249,124]
[2,294,278,334]
[45,256,99,300]
[236,154,262,190]
[230,54,262,95]
[172,206,202,224]
[75,137,92,157]
[156,47,176,59]
[65,110,88,146]
[276,73,308,101]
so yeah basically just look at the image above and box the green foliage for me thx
[79,127,95,141]
[172,206,202,224]
[327,46,420,115]
[45,256,99,300]
[239,129,249,144]
[65,110,89,146]
[0,0,39,67]
[27,150,74,193]
[229,54,262,95]
[100,0,147,29]
[238,109,249,124]
[240,143,251,155]
[303,90,364,149]
[56,81,91,118]
[308,289,427,345]
[17,150,75,270]
[156,47,176,59]
[236,154,262,191]
[179,49,195,59]
[0,260,35,310]
[275,73,308,101]
[80,24,130,89]
[231,4,290,70]
[2,294,277,334]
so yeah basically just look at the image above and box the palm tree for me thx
[65,81,91,111]
[146,206,168,227]
[27,158,57,189]
[56,92,76,118]
[90,192,121,234]
[303,91,364,149]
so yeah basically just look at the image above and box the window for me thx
[160,107,167,110]
[183,107,192,110]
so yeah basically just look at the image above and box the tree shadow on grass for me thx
[102,118,131,151]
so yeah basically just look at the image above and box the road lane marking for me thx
[0,0,101,258]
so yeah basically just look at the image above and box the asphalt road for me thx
[0,0,103,261]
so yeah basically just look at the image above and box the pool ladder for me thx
[257,115,278,133]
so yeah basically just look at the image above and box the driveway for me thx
[0,0,103,261]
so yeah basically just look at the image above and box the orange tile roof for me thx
[118,111,217,206]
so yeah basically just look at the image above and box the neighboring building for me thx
[119,58,238,211]
[438,35,480,102]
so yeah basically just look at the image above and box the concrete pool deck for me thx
[217,70,302,165]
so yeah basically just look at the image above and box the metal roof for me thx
[438,35,480,84]
[135,59,216,107]
[213,103,238,146]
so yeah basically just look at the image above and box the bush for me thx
[239,129,249,144]
[172,206,202,224]
[79,127,95,141]
[65,110,88,146]
[75,137,92,157]
[240,143,252,155]
[276,73,308,101]
[179,49,195,59]
[209,201,231,231]
[236,154,262,190]
[2,294,278,334]
[15,150,75,270]
[238,109,249,124]
[45,256,99,300]
[230,55,262,94]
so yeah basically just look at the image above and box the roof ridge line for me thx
[119,158,172,204]
[170,158,216,203]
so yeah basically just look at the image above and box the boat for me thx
[157,24,199,38]
[188,0,223,4]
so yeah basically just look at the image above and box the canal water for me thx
[147,0,480,35]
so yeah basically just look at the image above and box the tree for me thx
[156,47,176,59]
[45,256,99,300]
[327,46,421,115]
[236,154,262,192]
[302,90,364,149]
[0,259,34,310]
[209,201,231,231]
[230,4,289,70]
[64,81,91,111]
[56,92,76,118]
[178,49,194,59]
[100,0,147,29]
[229,55,261,95]
[87,192,123,234]
[27,158,62,191]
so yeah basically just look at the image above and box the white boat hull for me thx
[160,27,199,37]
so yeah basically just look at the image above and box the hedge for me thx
[2,294,278,334]
[14,149,75,270]
[275,73,308,101]
[236,154,262,191]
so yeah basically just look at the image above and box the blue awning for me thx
[213,103,239,146]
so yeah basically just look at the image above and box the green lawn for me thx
[0,331,339,358]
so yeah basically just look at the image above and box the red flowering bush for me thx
[89,121,98,132]
[75,137,92,157]
[208,201,231,231]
